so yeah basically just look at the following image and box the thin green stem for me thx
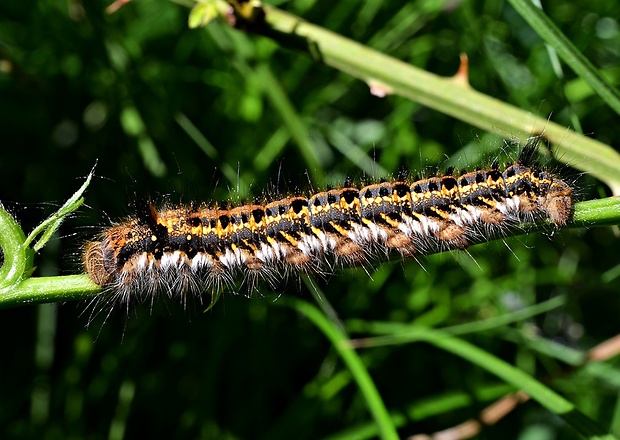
[280,297,399,440]
[508,0,620,117]
[347,294,567,346]
[253,62,325,175]
[0,275,100,310]
[174,112,240,187]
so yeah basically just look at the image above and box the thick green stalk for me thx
[572,196,620,227]
[239,6,620,194]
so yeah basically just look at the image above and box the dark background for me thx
[1,1,619,439]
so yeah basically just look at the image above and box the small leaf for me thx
[188,1,223,29]
[25,165,95,252]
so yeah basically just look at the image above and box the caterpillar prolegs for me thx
[84,143,573,305]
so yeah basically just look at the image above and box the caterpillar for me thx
[84,142,573,306]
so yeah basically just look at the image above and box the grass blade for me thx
[280,296,399,440]
[508,0,620,117]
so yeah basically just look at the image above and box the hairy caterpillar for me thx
[84,142,572,306]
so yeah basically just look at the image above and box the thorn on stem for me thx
[106,0,132,14]
[367,79,393,98]
[450,53,471,88]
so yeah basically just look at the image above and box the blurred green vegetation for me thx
[1,0,619,439]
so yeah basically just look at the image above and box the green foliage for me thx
[1,1,620,439]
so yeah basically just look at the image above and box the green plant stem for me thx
[0,275,100,309]
[0,197,618,309]
[0,204,34,294]
[238,5,620,194]
[280,297,399,440]
[347,294,568,345]
[571,196,620,227]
